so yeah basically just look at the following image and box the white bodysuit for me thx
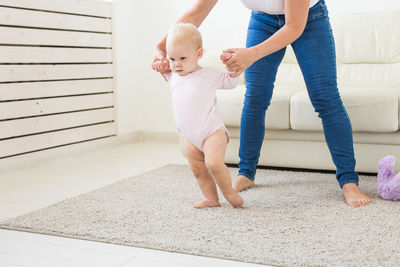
[165,67,240,152]
[240,0,319,14]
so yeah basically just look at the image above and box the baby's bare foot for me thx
[233,175,255,192]
[342,183,371,207]
[223,191,244,208]
[193,199,221,209]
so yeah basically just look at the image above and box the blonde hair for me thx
[166,23,203,49]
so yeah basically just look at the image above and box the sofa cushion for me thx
[290,87,399,132]
[217,84,303,130]
[330,10,400,64]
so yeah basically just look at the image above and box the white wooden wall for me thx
[0,0,116,159]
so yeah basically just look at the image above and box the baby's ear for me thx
[197,48,203,59]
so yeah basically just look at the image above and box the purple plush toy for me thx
[377,156,400,200]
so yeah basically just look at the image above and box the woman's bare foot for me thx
[233,175,255,192]
[193,199,221,209]
[342,183,371,207]
[223,191,244,208]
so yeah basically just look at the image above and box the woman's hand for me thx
[220,51,233,63]
[152,45,170,81]
[221,47,259,77]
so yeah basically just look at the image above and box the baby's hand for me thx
[152,59,169,72]
[220,52,233,64]
[152,59,171,81]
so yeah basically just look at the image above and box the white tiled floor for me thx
[0,140,268,267]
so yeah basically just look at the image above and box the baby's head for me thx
[166,23,203,76]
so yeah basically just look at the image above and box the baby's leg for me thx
[184,139,220,208]
[203,130,244,208]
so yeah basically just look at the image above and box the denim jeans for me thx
[238,0,359,188]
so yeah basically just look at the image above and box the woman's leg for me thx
[290,1,370,206]
[235,11,287,192]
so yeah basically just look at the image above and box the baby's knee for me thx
[205,158,225,174]
[190,163,206,178]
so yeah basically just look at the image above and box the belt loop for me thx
[319,0,325,14]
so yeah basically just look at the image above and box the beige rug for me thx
[1,164,399,266]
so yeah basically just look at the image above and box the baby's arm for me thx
[153,60,171,82]
[215,68,240,89]
[162,71,172,82]
[217,52,240,89]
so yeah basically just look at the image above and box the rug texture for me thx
[1,164,399,266]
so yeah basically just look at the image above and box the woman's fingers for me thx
[226,61,244,77]
[223,49,238,64]
[151,58,159,70]
[223,47,258,77]
[229,70,242,78]
[226,65,234,71]
[152,57,170,74]
[153,61,162,71]
[162,63,170,73]
[152,61,159,71]
[226,56,237,66]
[227,62,242,71]
[220,51,233,63]
[223,48,238,54]
[153,61,163,72]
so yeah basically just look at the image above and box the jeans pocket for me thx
[307,1,328,22]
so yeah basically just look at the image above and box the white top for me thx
[240,0,319,15]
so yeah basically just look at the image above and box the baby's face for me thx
[167,41,202,76]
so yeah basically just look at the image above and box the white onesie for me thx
[165,67,240,152]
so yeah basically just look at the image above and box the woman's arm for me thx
[224,0,310,77]
[156,0,218,52]
[152,0,218,74]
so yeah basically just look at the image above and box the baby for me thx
[155,23,243,208]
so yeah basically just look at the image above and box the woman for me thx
[152,0,371,207]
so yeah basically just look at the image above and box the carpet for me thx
[1,164,399,266]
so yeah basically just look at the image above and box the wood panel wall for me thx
[0,0,116,159]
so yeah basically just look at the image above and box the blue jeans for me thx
[238,0,359,188]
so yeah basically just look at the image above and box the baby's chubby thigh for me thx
[202,129,228,170]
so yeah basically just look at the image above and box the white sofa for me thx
[213,9,400,173]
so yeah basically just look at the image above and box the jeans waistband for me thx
[251,0,328,27]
